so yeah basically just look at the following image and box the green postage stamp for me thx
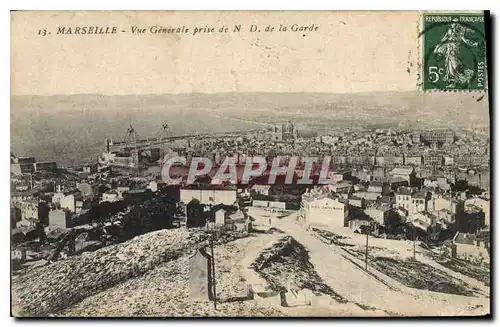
[422,12,486,91]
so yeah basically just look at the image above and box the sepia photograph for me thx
[10,10,491,317]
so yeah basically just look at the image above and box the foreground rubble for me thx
[59,234,284,317]
[252,236,347,303]
[12,228,244,317]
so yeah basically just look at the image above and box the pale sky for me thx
[12,11,420,95]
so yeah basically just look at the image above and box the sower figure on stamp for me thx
[433,22,478,88]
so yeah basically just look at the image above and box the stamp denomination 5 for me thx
[421,13,486,91]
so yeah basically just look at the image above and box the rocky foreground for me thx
[58,234,284,317]
[12,218,490,317]
[12,228,247,317]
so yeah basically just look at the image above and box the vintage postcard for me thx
[10,11,490,317]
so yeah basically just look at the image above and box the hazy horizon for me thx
[11,91,489,166]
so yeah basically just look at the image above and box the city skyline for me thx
[11,90,489,166]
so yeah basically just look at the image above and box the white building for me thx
[452,232,489,263]
[101,191,121,203]
[435,208,454,224]
[49,209,71,229]
[17,199,39,221]
[323,171,344,184]
[429,195,464,215]
[353,191,381,202]
[405,155,422,166]
[301,194,348,228]
[390,167,416,184]
[147,181,158,192]
[424,177,451,191]
[443,156,454,165]
[215,208,226,226]
[465,197,490,227]
[348,197,364,209]
[116,186,130,198]
[52,192,65,205]
[348,219,371,231]
[180,187,237,206]
[408,211,436,231]
[364,204,391,225]
[16,218,36,229]
[11,248,27,262]
[60,194,76,213]
[367,182,387,194]
[252,200,286,210]
[227,210,248,232]
[395,188,429,215]
[251,185,271,196]
[77,182,93,197]
[326,182,352,194]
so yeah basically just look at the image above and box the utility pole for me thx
[210,234,217,310]
[365,232,368,270]
[365,228,369,271]
[413,228,416,260]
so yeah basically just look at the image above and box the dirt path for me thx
[272,213,489,316]
[238,234,280,291]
